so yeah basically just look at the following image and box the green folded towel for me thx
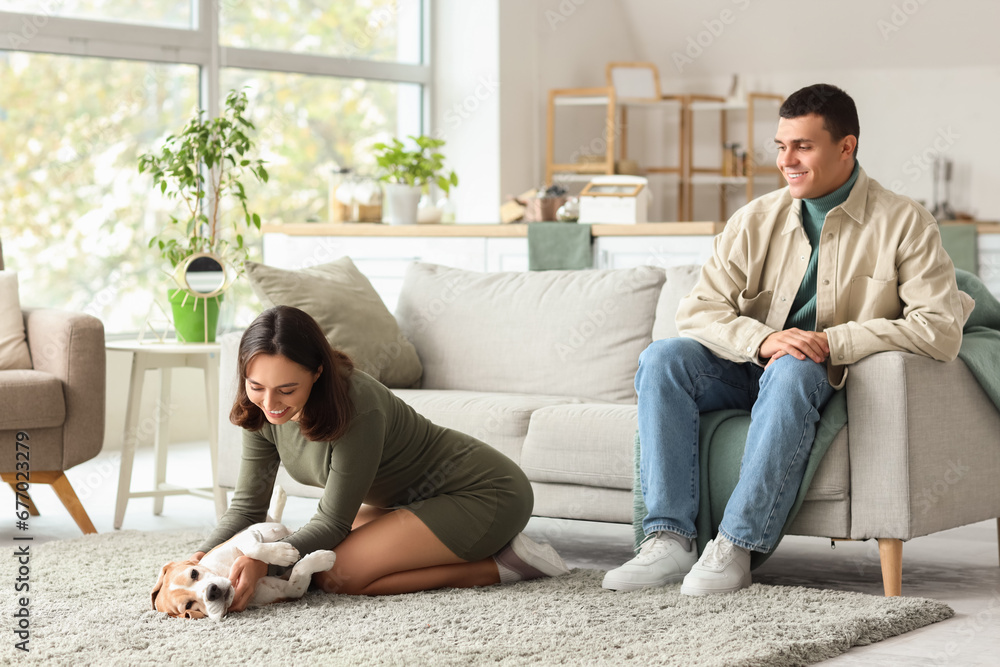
[527,222,593,270]
[939,223,978,274]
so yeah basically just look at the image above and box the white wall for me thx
[430,0,501,222]
[517,0,1000,221]
[430,0,640,221]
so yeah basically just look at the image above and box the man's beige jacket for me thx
[676,166,975,388]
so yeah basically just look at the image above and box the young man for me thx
[603,83,973,596]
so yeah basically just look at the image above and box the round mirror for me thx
[177,252,229,298]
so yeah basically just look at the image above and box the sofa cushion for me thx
[0,272,32,371]
[651,264,702,341]
[395,262,665,403]
[392,389,583,463]
[520,403,638,490]
[245,257,422,387]
[0,370,65,429]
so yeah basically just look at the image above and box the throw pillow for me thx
[0,271,32,370]
[395,262,665,404]
[245,257,422,387]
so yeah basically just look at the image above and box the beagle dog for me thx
[151,522,336,620]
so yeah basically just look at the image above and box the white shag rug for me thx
[1,529,953,666]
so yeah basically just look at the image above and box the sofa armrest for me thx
[23,308,106,469]
[845,351,1000,540]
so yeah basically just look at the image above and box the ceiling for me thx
[615,0,1000,76]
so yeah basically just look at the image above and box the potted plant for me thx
[372,134,458,225]
[138,88,268,342]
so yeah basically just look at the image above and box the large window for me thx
[0,1,427,333]
[220,68,422,225]
[222,0,421,63]
[0,1,194,28]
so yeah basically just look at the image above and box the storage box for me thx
[578,175,649,224]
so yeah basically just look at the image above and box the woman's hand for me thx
[228,555,268,613]
[191,551,206,563]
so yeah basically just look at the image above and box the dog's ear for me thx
[150,563,171,610]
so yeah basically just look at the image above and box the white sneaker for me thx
[495,533,570,582]
[680,535,752,596]
[602,532,697,591]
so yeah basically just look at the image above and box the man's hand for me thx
[759,329,829,369]
[228,555,268,613]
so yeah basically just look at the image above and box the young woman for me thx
[195,305,567,610]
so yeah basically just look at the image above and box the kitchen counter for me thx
[261,222,727,237]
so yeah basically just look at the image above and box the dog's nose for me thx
[206,583,222,602]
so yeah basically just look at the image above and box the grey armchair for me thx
[784,349,1000,595]
[0,239,106,533]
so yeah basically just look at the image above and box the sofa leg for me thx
[5,480,40,516]
[878,538,903,597]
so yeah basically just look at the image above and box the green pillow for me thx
[245,257,422,387]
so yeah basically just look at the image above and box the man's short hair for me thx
[780,84,860,157]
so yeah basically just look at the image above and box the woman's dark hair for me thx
[779,83,860,158]
[230,305,355,441]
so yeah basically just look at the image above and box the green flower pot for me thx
[167,288,223,343]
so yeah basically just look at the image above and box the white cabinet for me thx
[594,235,714,270]
[262,230,717,311]
[485,238,529,272]
[978,233,1000,299]
[263,228,1000,310]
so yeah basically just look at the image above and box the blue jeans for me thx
[637,337,835,553]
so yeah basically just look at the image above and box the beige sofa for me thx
[217,261,1000,595]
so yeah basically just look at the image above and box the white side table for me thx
[108,340,227,529]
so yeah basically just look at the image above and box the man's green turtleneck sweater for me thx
[784,161,860,331]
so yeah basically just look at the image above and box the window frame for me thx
[0,1,431,122]
[0,0,431,334]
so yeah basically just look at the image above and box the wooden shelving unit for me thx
[683,92,785,220]
[545,88,785,221]
[544,86,617,185]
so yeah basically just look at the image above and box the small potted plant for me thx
[372,134,458,225]
[138,88,268,342]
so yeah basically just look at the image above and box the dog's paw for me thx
[266,542,300,567]
[298,549,336,573]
